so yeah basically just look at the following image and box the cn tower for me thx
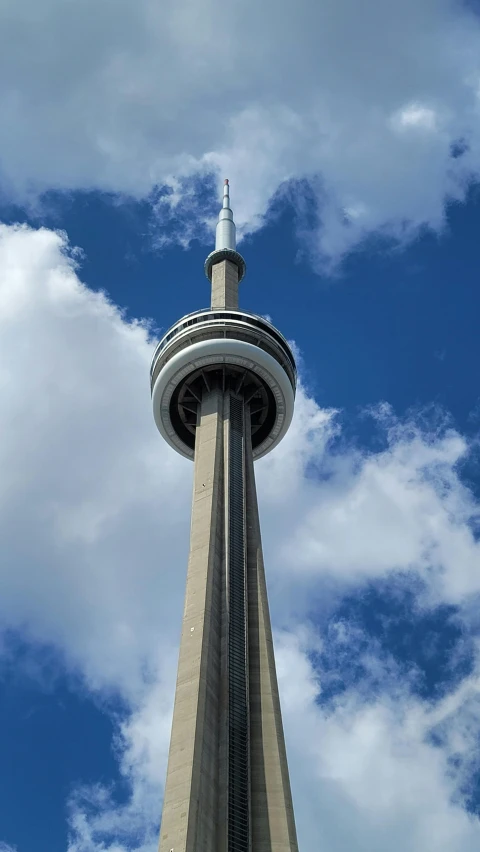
[151,181,299,852]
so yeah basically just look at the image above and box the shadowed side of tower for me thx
[245,420,298,852]
[151,181,299,852]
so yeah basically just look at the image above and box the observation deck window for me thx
[151,310,296,381]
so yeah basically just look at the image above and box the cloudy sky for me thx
[1,0,480,850]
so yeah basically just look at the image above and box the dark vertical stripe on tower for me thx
[227,395,250,852]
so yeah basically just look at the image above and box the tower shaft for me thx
[159,385,298,852]
[211,259,239,309]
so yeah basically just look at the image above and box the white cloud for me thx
[277,631,480,852]
[0,223,479,851]
[1,0,480,262]
[0,222,191,698]
[392,102,439,132]
[275,412,480,605]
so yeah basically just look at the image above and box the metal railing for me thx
[150,310,296,382]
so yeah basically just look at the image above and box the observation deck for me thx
[150,308,296,460]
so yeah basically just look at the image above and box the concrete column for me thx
[211,259,239,310]
[159,388,225,852]
[159,392,298,852]
[246,416,299,852]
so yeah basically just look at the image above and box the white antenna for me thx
[215,179,236,251]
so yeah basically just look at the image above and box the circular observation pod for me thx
[150,310,296,460]
[204,248,246,284]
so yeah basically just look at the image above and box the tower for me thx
[151,181,298,852]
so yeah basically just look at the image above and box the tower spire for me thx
[204,179,246,294]
[216,179,236,251]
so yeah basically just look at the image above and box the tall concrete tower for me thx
[150,181,298,852]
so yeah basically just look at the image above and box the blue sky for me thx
[1,2,480,852]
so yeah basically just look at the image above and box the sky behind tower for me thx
[1,1,480,851]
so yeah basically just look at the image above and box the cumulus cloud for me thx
[275,408,480,604]
[0,222,480,851]
[1,0,480,262]
[0,222,191,698]
[277,631,480,852]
